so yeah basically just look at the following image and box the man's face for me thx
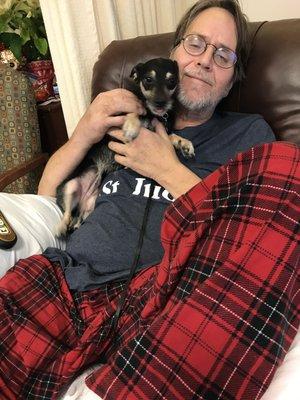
[171,7,237,114]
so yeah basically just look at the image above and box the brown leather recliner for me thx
[91,19,300,145]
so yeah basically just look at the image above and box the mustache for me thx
[184,69,214,86]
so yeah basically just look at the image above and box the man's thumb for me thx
[153,118,168,137]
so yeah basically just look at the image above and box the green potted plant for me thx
[0,0,54,102]
[0,0,50,62]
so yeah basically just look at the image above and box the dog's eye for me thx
[143,77,153,84]
[167,77,177,89]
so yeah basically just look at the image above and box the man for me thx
[0,1,299,399]
[39,1,275,291]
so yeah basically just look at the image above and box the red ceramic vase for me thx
[26,59,55,102]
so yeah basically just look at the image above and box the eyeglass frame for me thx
[178,34,237,69]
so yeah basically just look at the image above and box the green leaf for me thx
[0,32,22,60]
[33,36,48,55]
[0,14,10,33]
[14,2,31,15]
[20,26,30,45]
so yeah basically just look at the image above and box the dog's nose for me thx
[155,101,167,108]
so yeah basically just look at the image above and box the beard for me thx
[177,79,232,115]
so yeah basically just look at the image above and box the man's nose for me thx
[196,45,215,69]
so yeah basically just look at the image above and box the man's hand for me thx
[72,89,146,149]
[108,120,178,180]
[108,120,201,199]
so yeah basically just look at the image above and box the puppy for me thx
[56,58,194,236]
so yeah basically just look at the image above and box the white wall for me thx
[241,0,300,21]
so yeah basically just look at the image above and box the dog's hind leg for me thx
[73,187,99,230]
[56,178,82,236]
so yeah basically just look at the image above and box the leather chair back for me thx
[91,19,300,145]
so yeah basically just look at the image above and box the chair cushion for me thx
[0,64,43,193]
[0,193,66,276]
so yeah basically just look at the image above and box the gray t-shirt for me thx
[44,112,275,291]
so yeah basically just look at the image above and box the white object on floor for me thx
[58,365,103,400]
[0,193,65,276]
[260,328,300,399]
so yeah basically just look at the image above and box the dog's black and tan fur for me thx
[56,58,194,236]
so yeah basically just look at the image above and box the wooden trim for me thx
[0,153,49,191]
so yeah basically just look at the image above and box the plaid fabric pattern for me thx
[0,142,299,399]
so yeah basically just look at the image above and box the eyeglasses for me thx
[180,34,237,69]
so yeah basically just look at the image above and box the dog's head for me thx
[130,58,179,117]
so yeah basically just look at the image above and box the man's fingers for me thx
[107,128,126,142]
[114,153,129,167]
[108,139,127,155]
[107,115,127,128]
[153,119,169,138]
[97,90,145,116]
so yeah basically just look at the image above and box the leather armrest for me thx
[0,153,49,192]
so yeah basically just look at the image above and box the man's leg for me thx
[87,142,300,400]
[0,255,116,399]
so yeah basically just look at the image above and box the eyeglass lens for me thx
[183,35,237,68]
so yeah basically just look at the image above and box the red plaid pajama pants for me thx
[0,142,299,399]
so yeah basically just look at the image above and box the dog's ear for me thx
[130,63,144,82]
[171,59,179,76]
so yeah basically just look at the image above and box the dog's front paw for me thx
[169,134,195,158]
[179,139,195,158]
[56,219,70,237]
[122,113,141,141]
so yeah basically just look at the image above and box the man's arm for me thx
[38,89,145,196]
[37,131,94,196]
